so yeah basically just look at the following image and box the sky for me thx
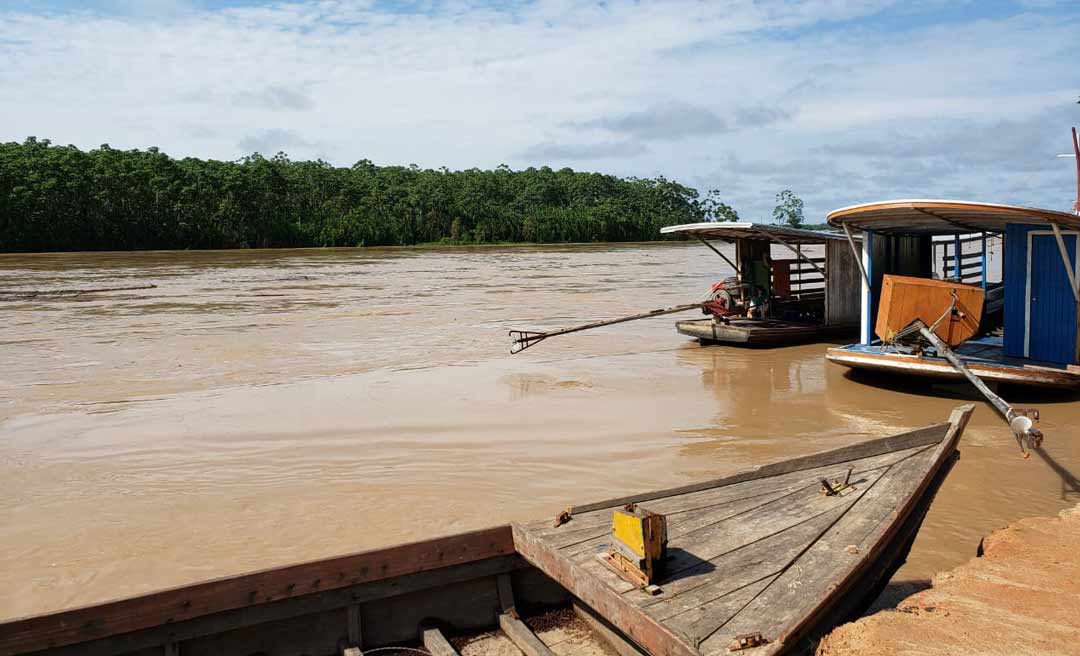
[1,0,1079,221]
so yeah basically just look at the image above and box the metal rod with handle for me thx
[911,319,1044,456]
[509,303,706,354]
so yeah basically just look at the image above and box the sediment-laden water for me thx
[1,243,1077,619]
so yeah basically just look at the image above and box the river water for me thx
[1,243,1078,620]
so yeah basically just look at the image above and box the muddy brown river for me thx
[1,243,1078,620]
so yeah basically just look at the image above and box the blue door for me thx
[1028,233,1078,364]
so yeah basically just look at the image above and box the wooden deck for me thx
[675,318,855,346]
[512,407,972,656]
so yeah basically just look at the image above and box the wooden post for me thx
[347,603,362,648]
[499,614,556,656]
[981,232,988,289]
[421,626,461,656]
[953,233,962,279]
[796,243,802,292]
[496,573,515,613]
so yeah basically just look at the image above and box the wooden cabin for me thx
[660,223,861,346]
[825,200,1080,388]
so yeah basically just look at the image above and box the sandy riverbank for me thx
[818,502,1080,655]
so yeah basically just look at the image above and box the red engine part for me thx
[702,279,744,318]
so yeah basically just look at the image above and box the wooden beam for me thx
[498,613,555,656]
[758,228,827,280]
[26,555,526,656]
[346,604,362,648]
[496,573,515,613]
[694,235,740,275]
[421,626,461,656]
[572,600,649,656]
[1050,223,1080,303]
[0,526,515,656]
[567,422,948,515]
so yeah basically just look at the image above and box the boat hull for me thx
[1,408,974,656]
[676,318,856,346]
[826,346,1080,389]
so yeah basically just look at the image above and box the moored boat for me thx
[0,406,973,656]
[825,198,1080,389]
[660,223,862,347]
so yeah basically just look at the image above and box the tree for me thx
[701,189,740,222]
[0,138,708,252]
[772,189,804,228]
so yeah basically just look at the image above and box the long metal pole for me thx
[914,320,1042,454]
[510,303,706,353]
[1073,127,1079,214]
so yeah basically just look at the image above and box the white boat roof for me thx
[661,222,851,245]
[827,199,1080,235]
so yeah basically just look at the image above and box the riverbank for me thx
[818,502,1080,656]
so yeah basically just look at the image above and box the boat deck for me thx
[512,416,965,656]
[675,318,854,346]
[826,337,1080,388]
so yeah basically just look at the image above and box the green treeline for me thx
[0,138,709,252]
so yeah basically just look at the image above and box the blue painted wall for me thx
[1003,224,1029,358]
[1003,223,1079,364]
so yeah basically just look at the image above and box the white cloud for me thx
[0,0,1077,220]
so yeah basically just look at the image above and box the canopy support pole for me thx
[981,232,988,289]
[953,233,962,279]
[1050,223,1080,303]
[762,229,827,280]
[842,222,871,289]
[695,235,740,276]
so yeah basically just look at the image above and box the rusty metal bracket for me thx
[553,506,573,528]
[728,632,768,652]
[820,468,855,496]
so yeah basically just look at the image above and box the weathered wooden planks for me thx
[563,424,948,516]
[512,408,973,656]
[0,526,514,656]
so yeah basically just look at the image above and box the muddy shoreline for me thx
[820,503,1080,655]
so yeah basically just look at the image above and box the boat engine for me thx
[702,277,745,319]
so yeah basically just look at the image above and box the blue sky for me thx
[1,0,1078,221]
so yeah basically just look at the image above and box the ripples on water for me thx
[1,243,1078,618]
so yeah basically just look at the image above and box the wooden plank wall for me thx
[0,527,516,656]
[825,240,861,326]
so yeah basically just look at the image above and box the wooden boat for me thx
[826,199,1080,389]
[660,223,862,347]
[0,406,973,656]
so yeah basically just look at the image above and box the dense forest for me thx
[0,138,716,252]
